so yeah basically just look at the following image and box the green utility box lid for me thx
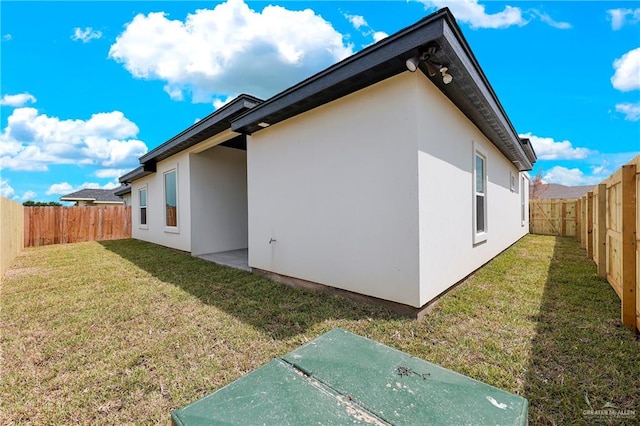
[172,328,528,425]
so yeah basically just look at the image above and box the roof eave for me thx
[113,186,131,196]
[419,14,533,171]
[231,7,534,171]
[231,10,449,134]
[60,197,96,202]
[139,94,263,165]
[119,166,152,184]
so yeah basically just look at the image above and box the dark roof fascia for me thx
[113,185,131,196]
[519,138,537,163]
[438,20,532,170]
[119,166,153,184]
[231,8,533,171]
[139,94,263,165]
[231,9,449,134]
[60,196,96,201]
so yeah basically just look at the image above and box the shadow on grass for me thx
[525,237,639,425]
[99,239,400,340]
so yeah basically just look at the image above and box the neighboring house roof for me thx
[532,184,595,199]
[120,7,535,185]
[60,188,125,204]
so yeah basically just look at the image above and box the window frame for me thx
[473,144,488,245]
[521,175,527,227]
[163,167,179,233]
[138,186,148,229]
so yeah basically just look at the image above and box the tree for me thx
[529,169,547,199]
[23,200,63,206]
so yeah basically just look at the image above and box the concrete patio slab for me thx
[196,249,250,272]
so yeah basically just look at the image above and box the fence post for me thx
[597,183,607,279]
[587,191,593,259]
[621,164,637,330]
[576,198,582,243]
[581,195,588,249]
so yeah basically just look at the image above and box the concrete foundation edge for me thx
[252,268,437,320]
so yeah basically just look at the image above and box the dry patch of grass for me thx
[1,236,637,424]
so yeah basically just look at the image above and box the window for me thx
[164,169,178,228]
[510,171,516,192]
[521,176,526,226]
[139,188,147,226]
[473,149,487,244]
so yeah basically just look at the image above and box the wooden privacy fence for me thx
[24,206,131,247]
[1,197,24,278]
[530,199,578,236]
[530,155,639,333]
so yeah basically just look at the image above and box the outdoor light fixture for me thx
[425,59,443,77]
[440,67,453,85]
[405,57,420,72]
[258,122,270,128]
[406,50,453,85]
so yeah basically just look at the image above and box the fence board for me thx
[1,197,24,279]
[606,180,623,296]
[636,158,640,331]
[24,206,131,247]
[620,165,636,328]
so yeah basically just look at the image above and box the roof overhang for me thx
[119,166,153,184]
[120,94,263,184]
[232,8,535,171]
[113,185,131,196]
[519,138,537,164]
[139,94,262,164]
[60,197,96,202]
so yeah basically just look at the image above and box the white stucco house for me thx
[119,8,536,317]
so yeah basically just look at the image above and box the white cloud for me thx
[0,108,147,171]
[540,153,637,186]
[164,85,184,101]
[0,178,16,198]
[109,0,353,102]
[212,95,237,110]
[417,1,571,29]
[542,166,601,186]
[0,93,37,107]
[343,11,388,45]
[95,169,127,179]
[1,180,44,201]
[417,0,526,29]
[532,10,571,29]
[616,103,640,121]
[71,27,103,43]
[612,48,640,91]
[2,34,12,41]
[21,190,37,201]
[46,181,118,196]
[607,8,640,30]
[344,13,367,30]
[520,132,594,160]
[46,182,74,195]
[372,32,389,43]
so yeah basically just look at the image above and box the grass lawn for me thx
[1,235,638,424]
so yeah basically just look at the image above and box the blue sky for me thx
[1,1,639,203]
